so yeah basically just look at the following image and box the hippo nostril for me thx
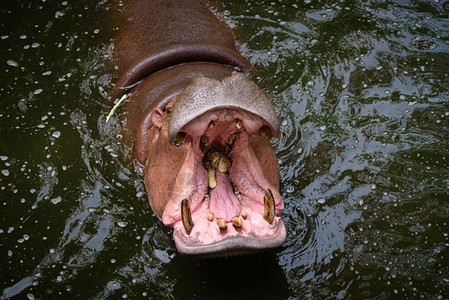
[175,132,187,147]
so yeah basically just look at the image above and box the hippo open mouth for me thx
[153,73,286,255]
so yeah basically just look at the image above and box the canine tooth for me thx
[208,120,216,129]
[175,132,186,147]
[232,216,242,227]
[241,212,247,219]
[200,134,209,152]
[260,125,271,139]
[204,194,210,205]
[235,119,244,130]
[217,218,227,229]
[217,156,231,173]
[181,199,194,235]
[263,189,275,224]
[208,168,217,189]
[207,213,214,221]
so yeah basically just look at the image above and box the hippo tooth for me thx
[209,151,221,168]
[200,134,209,152]
[217,218,227,229]
[175,132,187,147]
[207,213,214,221]
[181,199,194,235]
[263,189,275,225]
[232,216,242,228]
[217,156,231,173]
[241,212,247,219]
[208,120,216,129]
[260,125,271,139]
[235,119,244,130]
[232,183,241,200]
[208,168,217,189]
[224,133,237,155]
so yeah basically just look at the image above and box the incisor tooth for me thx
[232,216,242,227]
[241,212,247,219]
[207,213,214,221]
[181,199,194,235]
[217,218,227,229]
[175,132,186,147]
[263,189,275,224]
[208,168,217,189]
[260,125,271,139]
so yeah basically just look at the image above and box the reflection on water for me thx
[1,0,448,298]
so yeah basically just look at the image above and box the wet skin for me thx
[113,0,286,255]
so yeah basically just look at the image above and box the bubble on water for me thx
[2,169,9,176]
[7,60,19,67]
[56,276,62,282]
[318,198,326,204]
[0,156,7,161]
[19,35,27,40]
[30,188,36,193]
[94,29,100,34]
[320,125,327,131]
[31,43,40,48]
[111,258,116,263]
[55,11,64,18]
[286,186,295,193]
[136,191,143,197]
[52,131,61,138]
[42,71,51,76]
[1,35,9,39]
[34,89,43,95]
[51,196,61,205]
[23,234,30,240]
[117,221,127,228]
[8,250,13,256]
[371,184,377,190]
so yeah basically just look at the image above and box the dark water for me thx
[1,0,448,299]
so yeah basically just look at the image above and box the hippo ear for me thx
[151,107,165,128]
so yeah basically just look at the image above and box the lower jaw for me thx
[172,218,286,256]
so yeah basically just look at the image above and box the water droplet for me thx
[2,170,9,176]
[51,197,61,205]
[117,221,127,228]
[6,60,18,67]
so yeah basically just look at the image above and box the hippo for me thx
[111,0,286,255]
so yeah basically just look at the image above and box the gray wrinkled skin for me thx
[168,72,280,142]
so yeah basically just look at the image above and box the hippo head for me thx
[142,72,286,255]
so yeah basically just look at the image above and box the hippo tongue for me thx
[209,172,241,221]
